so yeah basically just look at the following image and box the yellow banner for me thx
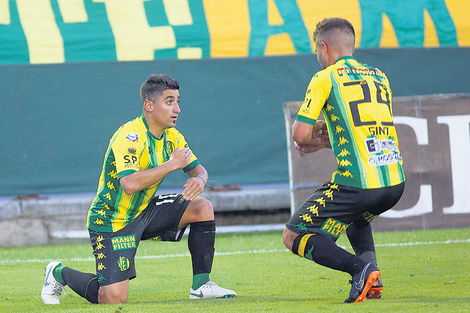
[206,0,470,58]
[0,0,468,64]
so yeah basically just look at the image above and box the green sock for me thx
[192,273,210,290]
[53,263,67,285]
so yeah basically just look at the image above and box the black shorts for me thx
[88,193,190,286]
[286,181,405,241]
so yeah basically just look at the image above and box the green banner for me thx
[0,0,468,64]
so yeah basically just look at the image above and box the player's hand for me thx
[294,120,330,156]
[312,120,329,139]
[182,176,205,201]
[294,140,324,156]
[169,148,192,170]
[295,136,330,156]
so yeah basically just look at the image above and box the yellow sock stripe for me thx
[298,234,314,257]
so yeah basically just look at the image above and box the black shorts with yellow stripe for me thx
[286,181,404,241]
[89,194,189,286]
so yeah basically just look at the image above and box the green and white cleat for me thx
[190,281,236,299]
[41,261,65,304]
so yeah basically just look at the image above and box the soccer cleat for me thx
[344,262,380,303]
[189,281,237,299]
[367,278,383,299]
[41,261,66,304]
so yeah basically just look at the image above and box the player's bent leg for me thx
[282,227,299,251]
[98,280,129,304]
[288,230,366,273]
[42,262,102,304]
[346,223,383,299]
[346,223,376,262]
[179,197,214,227]
[187,221,237,300]
[180,197,236,299]
[285,228,383,303]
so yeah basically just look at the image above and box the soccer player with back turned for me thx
[41,74,236,304]
[283,18,405,303]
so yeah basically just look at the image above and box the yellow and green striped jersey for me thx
[87,114,199,232]
[296,56,405,189]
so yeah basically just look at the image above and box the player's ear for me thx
[143,99,153,112]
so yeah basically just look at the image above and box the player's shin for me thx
[61,267,100,304]
[291,233,366,275]
[188,220,216,290]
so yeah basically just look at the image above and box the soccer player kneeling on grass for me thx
[41,74,236,304]
[283,18,405,303]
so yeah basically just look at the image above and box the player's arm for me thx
[293,70,332,155]
[293,120,330,156]
[120,147,192,195]
[292,120,314,144]
[182,164,208,201]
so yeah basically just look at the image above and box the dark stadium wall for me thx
[0,47,469,197]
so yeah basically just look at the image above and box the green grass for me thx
[1,228,469,312]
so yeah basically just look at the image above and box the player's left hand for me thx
[182,176,205,201]
[295,139,328,156]
[295,120,330,156]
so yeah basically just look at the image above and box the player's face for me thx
[151,89,181,130]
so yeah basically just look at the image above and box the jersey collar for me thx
[141,113,165,141]
[335,56,355,64]
[141,113,150,130]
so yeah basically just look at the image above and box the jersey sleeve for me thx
[110,130,143,179]
[296,71,332,125]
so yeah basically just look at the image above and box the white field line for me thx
[1,239,469,265]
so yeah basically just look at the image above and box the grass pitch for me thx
[1,227,469,312]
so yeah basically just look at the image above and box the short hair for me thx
[313,18,355,43]
[140,74,179,103]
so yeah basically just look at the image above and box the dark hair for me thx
[313,18,355,43]
[140,74,179,103]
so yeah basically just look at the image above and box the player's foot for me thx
[41,261,65,304]
[189,281,237,299]
[344,262,380,303]
[367,278,383,299]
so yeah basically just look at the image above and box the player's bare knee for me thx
[195,197,214,220]
[98,286,128,304]
[98,294,128,304]
[185,197,214,223]
[282,228,295,251]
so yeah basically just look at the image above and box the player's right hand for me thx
[169,147,192,169]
